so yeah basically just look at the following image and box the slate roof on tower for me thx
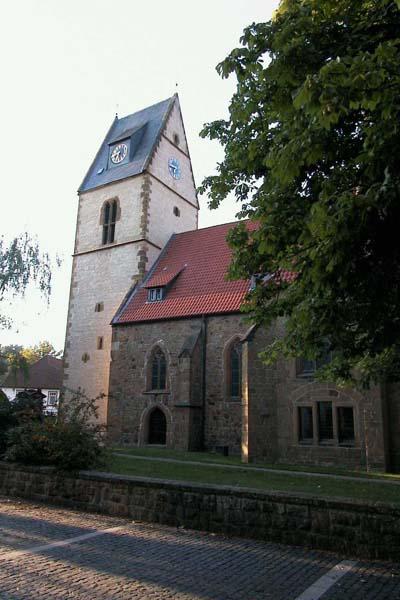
[79,96,175,193]
[113,221,257,324]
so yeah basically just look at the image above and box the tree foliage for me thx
[2,390,106,471]
[200,0,400,387]
[0,341,61,386]
[21,340,62,365]
[0,233,57,330]
[0,345,27,385]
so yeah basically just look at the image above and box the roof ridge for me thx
[172,219,249,238]
[118,95,174,123]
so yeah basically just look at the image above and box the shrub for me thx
[5,421,52,465]
[0,394,14,455]
[4,389,107,471]
[12,391,44,423]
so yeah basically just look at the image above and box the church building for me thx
[64,95,400,472]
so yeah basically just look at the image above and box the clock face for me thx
[110,143,128,164]
[168,157,181,180]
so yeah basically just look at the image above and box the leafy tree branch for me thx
[200,0,400,387]
[0,233,60,330]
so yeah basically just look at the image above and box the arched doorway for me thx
[148,408,167,445]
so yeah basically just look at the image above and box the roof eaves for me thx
[114,308,244,326]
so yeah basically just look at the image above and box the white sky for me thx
[0,0,279,351]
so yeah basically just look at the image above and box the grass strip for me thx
[111,447,400,481]
[107,454,400,506]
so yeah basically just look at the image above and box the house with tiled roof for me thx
[64,96,400,472]
[2,355,63,415]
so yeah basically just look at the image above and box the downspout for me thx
[201,315,208,450]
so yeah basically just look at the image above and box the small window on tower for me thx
[94,302,104,312]
[102,199,118,245]
[97,336,104,350]
[173,133,180,145]
[173,206,180,217]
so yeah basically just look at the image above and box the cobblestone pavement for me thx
[0,497,399,599]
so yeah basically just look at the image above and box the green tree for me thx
[0,341,61,386]
[0,233,56,330]
[200,0,400,387]
[0,345,26,385]
[21,341,62,365]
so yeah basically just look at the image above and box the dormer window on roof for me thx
[147,287,164,302]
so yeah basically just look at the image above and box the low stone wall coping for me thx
[0,461,399,561]
[0,462,396,515]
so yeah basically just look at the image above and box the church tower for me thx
[63,95,199,422]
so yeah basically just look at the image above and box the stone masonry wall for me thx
[108,319,204,448]
[204,315,251,455]
[108,312,395,469]
[242,324,279,463]
[386,383,400,471]
[0,463,399,561]
[247,325,390,471]
[108,314,251,453]
[64,177,147,422]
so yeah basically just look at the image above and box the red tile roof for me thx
[2,355,63,389]
[144,266,184,288]
[115,222,257,324]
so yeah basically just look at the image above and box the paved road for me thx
[0,497,399,599]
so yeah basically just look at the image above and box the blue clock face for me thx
[168,158,181,180]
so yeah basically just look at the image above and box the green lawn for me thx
[111,446,400,481]
[112,446,242,465]
[107,450,400,506]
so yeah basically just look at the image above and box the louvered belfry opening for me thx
[148,408,167,445]
[102,199,117,245]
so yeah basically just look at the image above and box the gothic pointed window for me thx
[102,199,118,245]
[151,347,167,390]
[226,338,242,400]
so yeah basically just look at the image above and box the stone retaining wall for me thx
[0,462,399,561]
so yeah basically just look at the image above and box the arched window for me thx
[151,347,167,390]
[102,199,118,245]
[228,340,242,399]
